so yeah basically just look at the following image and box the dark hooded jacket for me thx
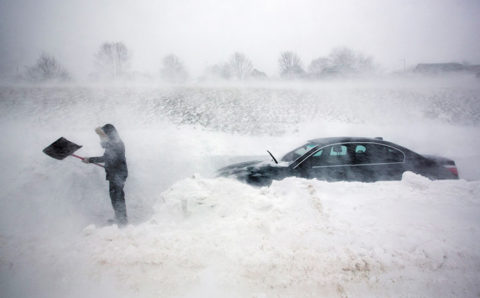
[89,124,128,182]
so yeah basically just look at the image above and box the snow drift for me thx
[2,174,480,297]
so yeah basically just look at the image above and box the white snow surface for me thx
[1,78,480,297]
[3,174,480,297]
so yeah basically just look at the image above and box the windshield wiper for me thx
[267,150,278,164]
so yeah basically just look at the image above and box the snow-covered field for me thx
[1,77,480,297]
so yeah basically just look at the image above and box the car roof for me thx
[306,137,418,157]
[308,137,386,145]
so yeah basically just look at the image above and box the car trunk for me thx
[423,154,459,178]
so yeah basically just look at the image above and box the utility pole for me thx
[112,43,118,80]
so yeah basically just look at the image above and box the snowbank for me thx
[4,174,479,297]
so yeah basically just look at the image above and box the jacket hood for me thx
[96,124,121,142]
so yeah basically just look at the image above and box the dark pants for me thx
[109,180,127,225]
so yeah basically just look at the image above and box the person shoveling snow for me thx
[82,124,129,226]
[43,124,129,226]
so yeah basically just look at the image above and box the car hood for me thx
[217,159,289,178]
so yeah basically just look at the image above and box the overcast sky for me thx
[1,0,479,78]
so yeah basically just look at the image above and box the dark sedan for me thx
[217,137,459,186]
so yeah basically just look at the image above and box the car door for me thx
[351,143,406,181]
[296,144,354,181]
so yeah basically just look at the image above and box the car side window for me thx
[384,147,404,162]
[329,145,347,156]
[353,144,369,164]
[325,145,351,165]
[303,144,351,167]
[353,143,404,164]
[355,145,366,153]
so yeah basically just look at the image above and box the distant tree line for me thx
[20,43,378,83]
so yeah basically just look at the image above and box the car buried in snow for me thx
[217,137,459,186]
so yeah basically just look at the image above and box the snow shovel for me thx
[43,137,104,168]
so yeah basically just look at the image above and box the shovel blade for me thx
[43,137,82,160]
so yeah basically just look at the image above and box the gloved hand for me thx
[82,157,90,164]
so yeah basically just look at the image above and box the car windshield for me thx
[281,143,318,162]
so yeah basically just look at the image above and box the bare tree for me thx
[160,54,188,83]
[25,53,71,82]
[278,51,305,78]
[308,47,375,78]
[94,42,130,80]
[201,53,263,81]
[228,52,253,80]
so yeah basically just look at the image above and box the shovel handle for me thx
[71,154,105,168]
